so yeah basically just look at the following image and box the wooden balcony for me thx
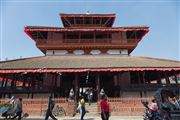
[36,39,137,45]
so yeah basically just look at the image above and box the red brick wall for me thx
[98,97,152,116]
[1,97,152,116]
[0,98,77,116]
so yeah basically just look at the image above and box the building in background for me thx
[0,13,179,100]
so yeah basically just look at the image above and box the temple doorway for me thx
[79,72,97,102]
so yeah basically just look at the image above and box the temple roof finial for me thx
[86,11,90,14]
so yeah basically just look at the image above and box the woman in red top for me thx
[100,95,110,120]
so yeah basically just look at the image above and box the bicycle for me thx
[53,105,66,117]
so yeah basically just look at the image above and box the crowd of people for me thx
[44,88,110,120]
[0,88,110,120]
[2,88,180,120]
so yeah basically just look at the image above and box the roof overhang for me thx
[0,55,179,73]
[24,26,149,42]
[0,68,180,73]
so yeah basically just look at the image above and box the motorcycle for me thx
[141,100,162,120]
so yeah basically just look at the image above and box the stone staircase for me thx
[75,102,99,117]
[85,103,99,116]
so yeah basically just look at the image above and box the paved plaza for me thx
[0,116,143,120]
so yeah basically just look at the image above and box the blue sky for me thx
[0,0,179,61]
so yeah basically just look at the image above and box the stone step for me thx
[86,106,98,109]
[75,112,99,117]
[85,103,98,114]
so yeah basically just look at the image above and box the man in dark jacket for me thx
[45,96,57,120]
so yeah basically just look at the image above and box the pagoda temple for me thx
[0,13,180,101]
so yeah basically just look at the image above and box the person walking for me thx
[88,90,93,105]
[11,98,23,120]
[100,95,110,120]
[68,88,74,101]
[77,96,86,120]
[45,96,57,120]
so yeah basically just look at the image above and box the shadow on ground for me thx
[62,119,95,120]
[0,118,95,120]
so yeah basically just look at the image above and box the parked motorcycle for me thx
[142,87,180,120]
[141,100,162,120]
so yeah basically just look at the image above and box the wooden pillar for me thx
[157,71,162,84]
[59,73,62,87]
[49,73,56,96]
[10,74,15,90]
[0,74,5,98]
[4,77,8,88]
[57,73,62,97]
[31,93,34,99]
[28,74,35,99]
[27,76,31,98]
[55,74,57,87]
[93,31,95,43]
[29,74,34,98]
[173,71,178,84]
[4,75,8,98]
[146,71,151,84]
[22,74,27,88]
[164,72,170,84]
[14,74,17,88]
[31,74,35,90]
[113,74,118,86]
[27,76,31,90]
[140,71,146,84]
[138,72,146,97]
[117,72,121,97]
[52,73,55,88]
[142,71,147,97]
[37,74,40,90]
[1,74,5,87]
[113,74,118,97]
[136,72,139,84]
[96,72,100,100]
[64,32,67,43]
[13,74,17,88]
[74,73,79,102]
[50,73,54,91]
[54,73,58,97]
[138,72,141,84]
[78,32,81,43]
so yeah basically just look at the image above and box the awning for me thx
[0,67,180,73]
